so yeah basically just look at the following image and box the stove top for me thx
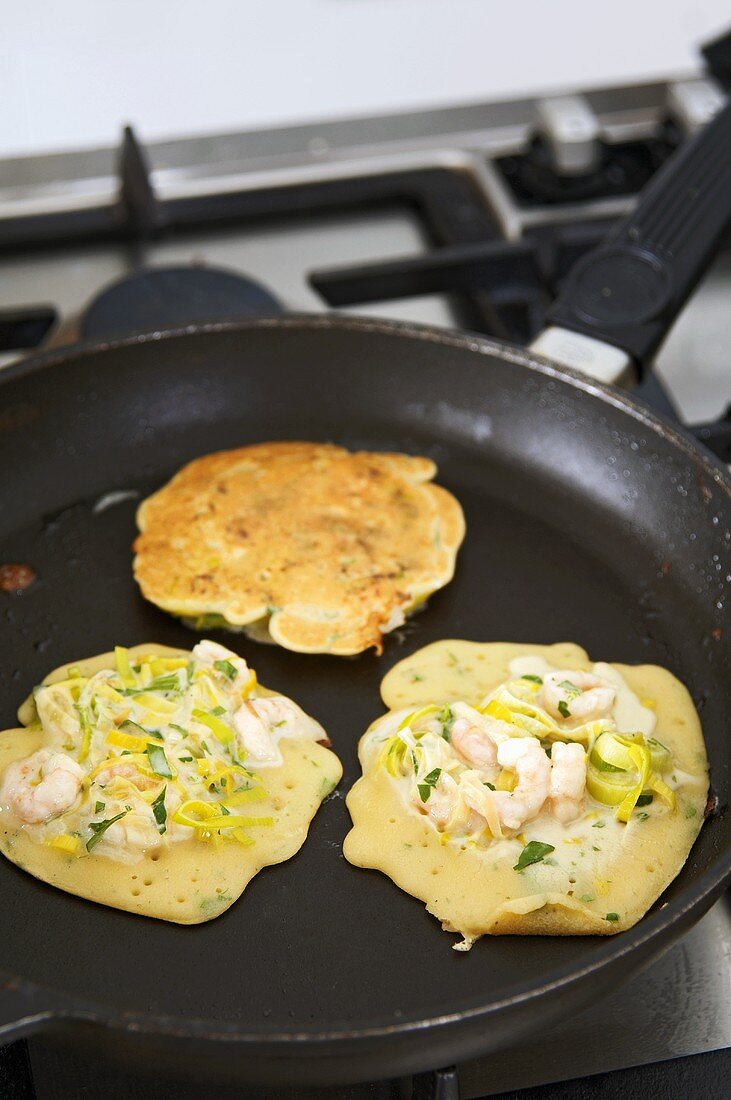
[0,34,729,1098]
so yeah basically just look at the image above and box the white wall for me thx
[1,0,728,156]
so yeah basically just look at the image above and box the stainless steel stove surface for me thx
[0,51,729,1099]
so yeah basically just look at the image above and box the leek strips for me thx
[114,646,136,688]
[379,735,409,777]
[75,704,93,762]
[146,742,174,779]
[192,708,234,745]
[172,799,273,837]
[106,728,150,753]
[46,834,81,855]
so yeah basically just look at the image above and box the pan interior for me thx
[0,321,727,1039]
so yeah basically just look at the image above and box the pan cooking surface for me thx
[0,320,728,1057]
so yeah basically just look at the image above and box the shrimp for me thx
[492,738,550,831]
[450,716,499,773]
[540,670,616,724]
[549,741,587,824]
[94,762,160,792]
[102,811,162,858]
[192,639,251,690]
[413,771,459,828]
[2,750,83,824]
[233,695,323,766]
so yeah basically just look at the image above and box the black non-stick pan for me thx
[0,104,729,1088]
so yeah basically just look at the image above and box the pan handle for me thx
[530,96,731,386]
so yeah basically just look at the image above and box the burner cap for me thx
[80,265,283,340]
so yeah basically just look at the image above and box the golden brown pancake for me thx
[0,642,342,923]
[133,442,465,655]
[344,640,708,948]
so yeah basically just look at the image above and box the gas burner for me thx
[80,265,283,340]
[496,134,679,207]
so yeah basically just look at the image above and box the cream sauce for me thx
[346,640,709,948]
[0,644,342,924]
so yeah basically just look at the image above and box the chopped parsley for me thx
[86,810,128,852]
[484,781,496,790]
[636,793,653,807]
[685,805,698,818]
[410,673,424,683]
[438,704,454,741]
[94,801,105,814]
[592,821,606,829]
[521,674,543,684]
[213,659,238,680]
[636,812,649,822]
[417,768,442,803]
[557,700,571,719]
[514,840,555,872]
[580,893,595,903]
[211,705,226,717]
[151,786,167,834]
[604,912,620,922]
[178,755,193,763]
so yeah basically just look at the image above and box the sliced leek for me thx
[192,708,234,745]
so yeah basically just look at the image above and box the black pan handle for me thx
[534,97,731,383]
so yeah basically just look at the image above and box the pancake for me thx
[133,442,465,655]
[0,641,341,923]
[344,640,708,948]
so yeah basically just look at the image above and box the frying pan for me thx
[0,103,730,1088]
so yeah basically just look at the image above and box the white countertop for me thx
[1,0,729,157]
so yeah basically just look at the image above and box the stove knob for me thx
[534,95,600,176]
[666,78,726,135]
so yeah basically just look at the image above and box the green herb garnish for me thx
[213,659,238,680]
[94,801,105,814]
[685,805,698,818]
[211,705,226,717]
[557,700,571,719]
[484,781,496,790]
[151,786,167,834]
[417,768,442,803]
[521,674,543,684]
[636,812,649,822]
[438,704,454,741]
[178,755,193,763]
[146,742,173,778]
[86,810,128,852]
[592,820,606,828]
[580,893,595,903]
[636,793,653,807]
[514,840,555,872]
[605,912,620,922]
[558,679,581,697]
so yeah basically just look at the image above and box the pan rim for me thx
[1,311,729,496]
[0,310,728,1050]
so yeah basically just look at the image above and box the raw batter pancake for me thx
[133,442,465,655]
[0,641,341,923]
[345,641,708,948]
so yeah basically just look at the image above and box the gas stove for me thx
[0,41,730,1100]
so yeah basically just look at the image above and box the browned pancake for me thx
[133,442,465,655]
